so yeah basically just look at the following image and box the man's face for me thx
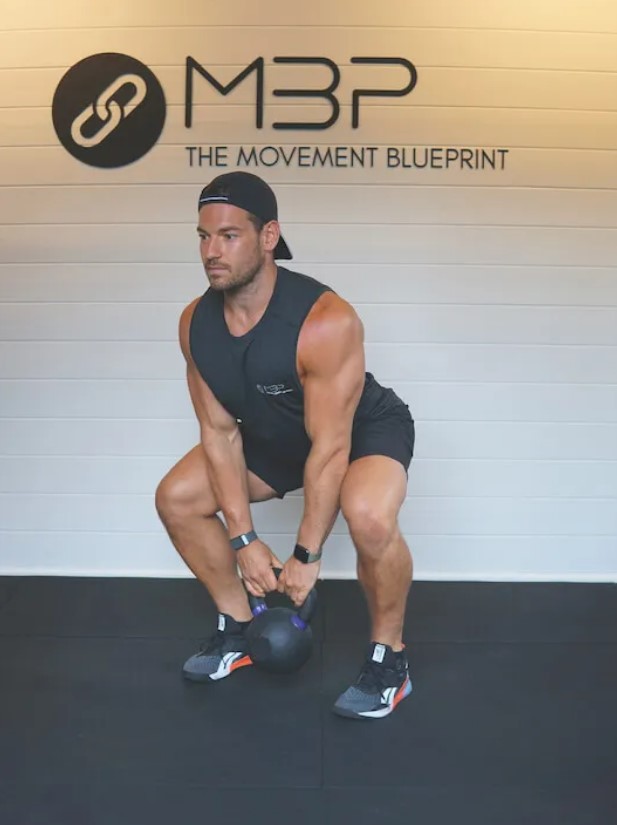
[197,203,269,292]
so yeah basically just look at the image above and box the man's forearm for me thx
[201,428,254,538]
[296,447,349,553]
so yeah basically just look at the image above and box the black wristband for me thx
[293,543,322,564]
[230,530,258,551]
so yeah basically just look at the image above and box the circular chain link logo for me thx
[52,53,166,168]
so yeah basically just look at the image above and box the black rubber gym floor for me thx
[0,577,615,824]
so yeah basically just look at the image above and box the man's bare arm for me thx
[296,293,365,553]
[179,300,254,538]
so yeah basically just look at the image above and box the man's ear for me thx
[261,219,281,253]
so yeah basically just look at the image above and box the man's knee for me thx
[155,466,217,523]
[341,497,397,558]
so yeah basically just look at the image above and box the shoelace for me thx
[199,629,244,657]
[199,630,224,656]
[355,659,392,694]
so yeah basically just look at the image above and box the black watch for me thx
[230,530,258,551]
[293,543,322,564]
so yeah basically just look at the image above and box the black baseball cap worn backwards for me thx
[198,171,292,260]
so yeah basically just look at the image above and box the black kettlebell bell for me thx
[245,569,318,674]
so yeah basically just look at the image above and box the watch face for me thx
[294,545,309,563]
[294,544,321,564]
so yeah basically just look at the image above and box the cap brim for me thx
[274,234,293,260]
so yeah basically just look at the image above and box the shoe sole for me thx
[332,676,412,720]
[183,653,253,683]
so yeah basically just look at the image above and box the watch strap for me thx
[230,530,258,551]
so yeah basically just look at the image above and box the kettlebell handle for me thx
[247,568,318,627]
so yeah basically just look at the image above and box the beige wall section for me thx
[2,0,617,30]
[0,1,616,579]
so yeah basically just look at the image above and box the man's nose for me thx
[205,236,222,259]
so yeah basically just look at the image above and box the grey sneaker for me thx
[182,613,253,682]
[333,642,412,720]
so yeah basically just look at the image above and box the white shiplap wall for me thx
[1,0,616,580]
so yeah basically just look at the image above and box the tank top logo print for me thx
[256,383,294,396]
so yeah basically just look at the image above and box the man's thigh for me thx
[341,455,408,521]
[349,406,414,476]
[161,444,279,512]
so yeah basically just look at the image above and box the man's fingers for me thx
[258,568,277,593]
[243,554,287,596]
[291,588,306,607]
[244,577,265,598]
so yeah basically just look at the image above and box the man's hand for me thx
[237,540,283,597]
[278,556,320,607]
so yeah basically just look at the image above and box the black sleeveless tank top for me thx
[189,266,402,464]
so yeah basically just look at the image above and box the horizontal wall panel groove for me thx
[2,24,616,33]
[1,302,615,345]
[0,60,617,76]
[4,417,614,424]
[3,24,617,38]
[2,1,616,32]
[3,185,617,226]
[0,492,614,535]
[2,457,616,497]
[3,380,615,423]
[1,530,615,538]
[4,101,617,116]
[1,491,616,502]
[1,419,615,460]
[6,222,617,230]
[5,222,617,231]
[1,343,615,383]
[2,455,616,463]
[3,103,617,113]
[1,264,615,306]
[2,379,616,387]
[2,533,614,581]
[2,57,617,75]
[2,225,615,265]
[4,104,617,115]
[5,260,614,266]
[0,124,617,154]
[5,64,616,110]
[3,259,616,267]
[3,63,617,75]
[3,301,616,308]
[3,184,617,194]
[1,416,617,425]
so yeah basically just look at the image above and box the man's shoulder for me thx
[179,294,202,326]
[277,265,332,293]
[178,293,209,356]
[300,290,362,354]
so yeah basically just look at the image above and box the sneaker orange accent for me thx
[392,676,411,709]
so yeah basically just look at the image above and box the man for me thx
[155,171,415,720]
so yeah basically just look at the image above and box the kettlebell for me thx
[245,570,318,674]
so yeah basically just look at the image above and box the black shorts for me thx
[243,404,415,498]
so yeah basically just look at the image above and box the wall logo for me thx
[52,52,166,168]
[51,51,509,173]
